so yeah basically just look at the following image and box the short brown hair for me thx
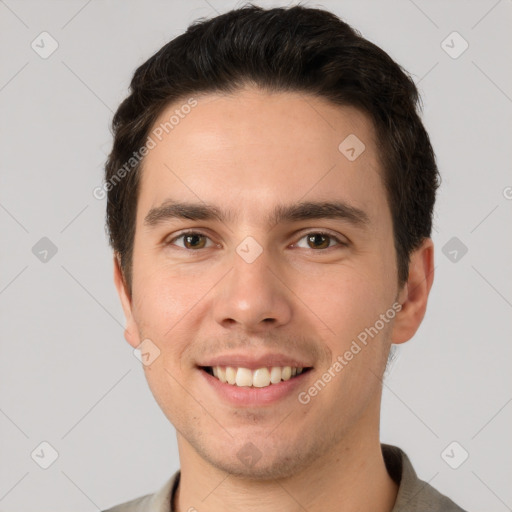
[104,4,440,295]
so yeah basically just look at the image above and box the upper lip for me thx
[197,353,314,370]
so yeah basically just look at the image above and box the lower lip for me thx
[198,368,312,407]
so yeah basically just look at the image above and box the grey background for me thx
[1,0,511,510]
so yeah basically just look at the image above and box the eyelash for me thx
[165,230,348,251]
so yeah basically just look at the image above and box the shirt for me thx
[102,443,467,511]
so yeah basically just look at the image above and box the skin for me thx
[114,87,434,512]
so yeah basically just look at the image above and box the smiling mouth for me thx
[199,365,313,388]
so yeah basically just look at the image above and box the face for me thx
[114,87,432,479]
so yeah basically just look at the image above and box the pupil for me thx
[309,234,328,249]
[186,234,203,248]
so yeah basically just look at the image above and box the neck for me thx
[173,422,398,512]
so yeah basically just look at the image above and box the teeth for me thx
[226,366,237,385]
[235,367,253,387]
[270,366,282,384]
[253,368,271,387]
[208,365,306,387]
[217,366,227,383]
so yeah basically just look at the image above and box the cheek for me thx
[132,277,199,424]
[292,262,396,387]
[297,265,386,339]
[131,257,231,371]
[131,270,192,359]
[132,256,203,326]
[142,360,190,428]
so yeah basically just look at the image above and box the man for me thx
[102,4,467,511]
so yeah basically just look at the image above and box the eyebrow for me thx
[143,199,370,229]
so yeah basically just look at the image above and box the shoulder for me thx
[382,444,468,512]
[101,471,179,512]
[102,493,153,512]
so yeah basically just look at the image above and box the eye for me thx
[165,230,347,251]
[166,231,214,250]
[294,231,346,250]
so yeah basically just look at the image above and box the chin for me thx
[210,452,306,481]
[195,434,322,481]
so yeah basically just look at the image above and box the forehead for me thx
[136,87,388,230]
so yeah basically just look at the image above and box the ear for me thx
[113,253,141,349]
[391,238,435,344]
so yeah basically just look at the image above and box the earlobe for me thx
[113,253,141,349]
[391,238,435,345]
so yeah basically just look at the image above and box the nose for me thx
[212,246,293,333]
